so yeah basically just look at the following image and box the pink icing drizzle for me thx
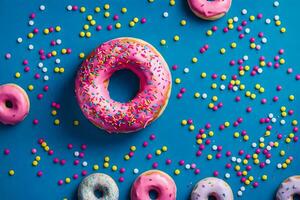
[75,38,171,133]
[187,0,232,18]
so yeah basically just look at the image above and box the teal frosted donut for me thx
[78,173,119,200]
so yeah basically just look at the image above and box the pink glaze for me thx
[75,37,172,133]
[187,0,232,20]
[0,84,30,125]
[131,170,176,200]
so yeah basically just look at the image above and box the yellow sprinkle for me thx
[104,12,110,18]
[207,154,213,160]
[201,72,207,78]
[206,30,213,36]
[73,120,79,126]
[189,125,195,131]
[175,78,181,84]
[169,0,176,6]
[65,178,71,183]
[194,92,200,98]
[115,23,121,29]
[160,39,166,45]
[103,162,109,168]
[15,72,21,78]
[173,35,180,41]
[32,160,38,166]
[104,156,110,162]
[180,20,186,26]
[35,156,41,161]
[104,4,110,10]
[28,85,34,91]
[174,169,180,175]
[181,120,187,126]
[289,95,295,101]
[162,146,168,152]
[95,7,101,13]
[55,26,61,32]
[54,119,60,125]
[80,7,86,13]
[112,165,118,171]
[86,32,92,38]
[93,164,99,170]
[121,7,127,13]
[8,170,15,176]
[155,149,162,155]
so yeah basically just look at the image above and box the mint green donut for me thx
[78,173,119,200]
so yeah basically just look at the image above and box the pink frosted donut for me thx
[187,0,232,20]
[131,170,177,200]
[0,84,30,125]
[75,37,172,133]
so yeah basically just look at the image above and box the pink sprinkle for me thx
[96,25,102,31]
[146,154,152,160]
[60,159,66,165]
[67,144,73,149]
[73,174,79,179]
[194,169,200,174]
[216,153,221,159]
[53,158,59,163]
[34,73,40,79]
[142,141,148,147]
[33,28,39,34]
[58,180,64,185]
[37,171,43,177]
[166,159,172,165]
[211,26,218,32]
[33,119,39,125]
[37,94,43,99]
[107,25,113,31]
[246,107,252,112]
[38,138,44,144]
[81,144,87,150]
[4,149,10,155]
[172,65,178,70]
[49,27,54,32]
[113,15,119,20]
[149,134,156,140]
[72,5,78,11]
[129,151,134,157]
[179,160,185,165]
[152,162,158,168]
[226,151,231,157]
[74,159,80,165]
[287,68,293,74]
[79,152,85,158]
[120,168,126,173]
[24,66,30,72]
[213,171,219,177]
[180,88,186,93]
[225,163,231,168]
[23,60,29,65]
[29,13,36,19]
[253,182,259,187]
[261,98,267,104]
[257,13,263,19]
[48,150,54,155]
[81,170,87,176]
[273,96,279,102]
[177,93,182,99]
[5,53,11,59]
[31,148,37,154]
[141,18,146,24]
[119,177,124,182]
[223,27,229,33]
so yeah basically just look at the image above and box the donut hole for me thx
[293,194,300,200]
[108,69,140,103]
[5,100,13,109]
[94,189,104,198]
[149,189,159,200]
[208,195,217,200]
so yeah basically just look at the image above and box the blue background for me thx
[0,0,299,199]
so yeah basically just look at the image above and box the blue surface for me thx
[0,0,299,199]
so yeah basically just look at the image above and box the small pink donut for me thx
[0,84,30,125]
[131,170,177,200]
[187,0,232,20]
[75,37,172,133]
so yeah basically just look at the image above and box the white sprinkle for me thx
[56,39,62,45]
[44,75,49,81]
[273,1,279,7]
[274,15,280,21]
[28,44,34,50]
[266,159,271,164]
[231,157,237,162]
[233,86,238,92]
[271,118,277,123]
[252,143,257,148]
[38,62,44,68]
[28,20,34,26]
[55,58,61,64]
[236,158,242,163]
[261,37,267,44]
[40,5,46,11]
[277,163,282,168]
[163,12,169,18]
[266,145,272,151]
[233,16,239,22]
[82,161,88,167]
[245,28,250,34]
[42,67,48,73]
[74,151,79,157]
[202,93,207,99]
[257,68,263,73]
[133,168,139,174]
[243,55,249,61]
[280,119,286,125]
[237,191,243,196]
[185,164,191,169]
[67,5,73,11]
[212,145,218,151]
[225,173,231,179]
[17,37,23,43]
[220,84,226,90]
[240,186,246,191]
[265,18,271,24]
[268,113,274,118]
[241,9,247,15]
[183,67,189,73]
[259,137,265,142]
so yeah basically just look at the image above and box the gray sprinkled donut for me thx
[190,177,233,200]
[78,173,119,200]
[276,175,300,200]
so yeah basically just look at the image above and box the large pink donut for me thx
[0,84,30,125]
[187,0,232,20]
[75,37,172,133]
[131,170,177,200]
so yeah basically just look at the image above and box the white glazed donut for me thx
[78,173,119,200]
[276,175,300,200]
